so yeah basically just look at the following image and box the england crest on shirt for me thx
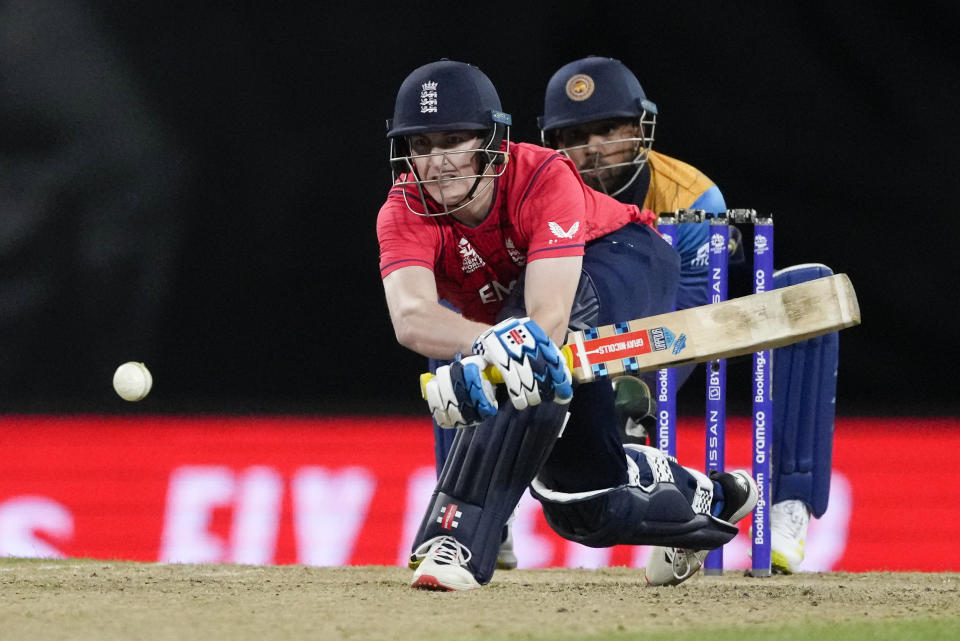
[505,237,526,266]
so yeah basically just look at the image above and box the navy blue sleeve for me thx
[675,221,709,310]
[674,186,726,311]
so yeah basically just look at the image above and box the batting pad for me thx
[411,399,568,585]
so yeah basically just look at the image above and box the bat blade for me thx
[418,273,860,397]
[568,272,860,382]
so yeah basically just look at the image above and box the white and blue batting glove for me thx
[424,355,499,429]
[473,317,573,411]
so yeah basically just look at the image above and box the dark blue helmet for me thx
[539,56,657,196]
[387,60,511,137]
[539,56,657,134]
[386,60,512,216]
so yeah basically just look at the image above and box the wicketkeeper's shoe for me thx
[770,499,810,574]
[496,524,518,570]
[410,535,481,591]
[644,470,758,586]
[612,375,655,446]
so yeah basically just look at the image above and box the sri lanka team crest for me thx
[565,74,595,101]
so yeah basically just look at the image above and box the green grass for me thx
[560,619,960,641]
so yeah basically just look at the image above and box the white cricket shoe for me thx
[645,470,758,586]
[408,539,430,570]
[410,536,481,591]
[409,523,517,571]
[770,499,811,574]
[496,525,518,570]
[644,547,709,586]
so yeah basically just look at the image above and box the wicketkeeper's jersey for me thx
[620,150,727,311]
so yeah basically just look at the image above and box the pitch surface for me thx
[2,559,958,640]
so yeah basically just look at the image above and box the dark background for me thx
[1,1,957,415]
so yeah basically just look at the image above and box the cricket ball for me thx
[113,361,153,402]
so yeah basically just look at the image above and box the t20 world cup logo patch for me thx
[710,232,727,255]
[458,238,485,274]
[754,233,770,256]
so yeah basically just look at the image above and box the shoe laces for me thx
[410,540,430,563]
[427,536,472,567]
[668,548,699,582]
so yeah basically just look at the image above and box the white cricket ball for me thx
[113,361,153,402]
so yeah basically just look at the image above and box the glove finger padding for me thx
[425,355,499,429]
[473,317,574,410]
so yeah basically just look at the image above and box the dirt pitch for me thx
[2,559,959,641]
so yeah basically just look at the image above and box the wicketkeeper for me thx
[538,56,841,575]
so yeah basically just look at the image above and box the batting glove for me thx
[473,317,573,410]
[424,355,499,429]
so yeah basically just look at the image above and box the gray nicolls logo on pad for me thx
[437,503,461,529]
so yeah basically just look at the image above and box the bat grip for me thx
[418,345,574,400]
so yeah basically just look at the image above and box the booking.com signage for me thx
[0,416,957,571]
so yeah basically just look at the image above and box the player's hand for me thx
[472,317,573,410]
[424,356,499,429]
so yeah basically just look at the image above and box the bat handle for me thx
[418,345,574,400]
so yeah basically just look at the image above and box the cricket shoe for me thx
[644,547,709,587]
[710,469,760,524]
[495,524,518,570]
[645,470,758,586]
[612,375,655,446]
[770,499,810,574]
[410,536,481,591]
[408,540,429,570]
[409,523,517,571]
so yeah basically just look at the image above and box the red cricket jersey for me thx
[377,143,654,324]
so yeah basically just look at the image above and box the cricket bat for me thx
[562,272,859,382]
[420,273,860,394]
